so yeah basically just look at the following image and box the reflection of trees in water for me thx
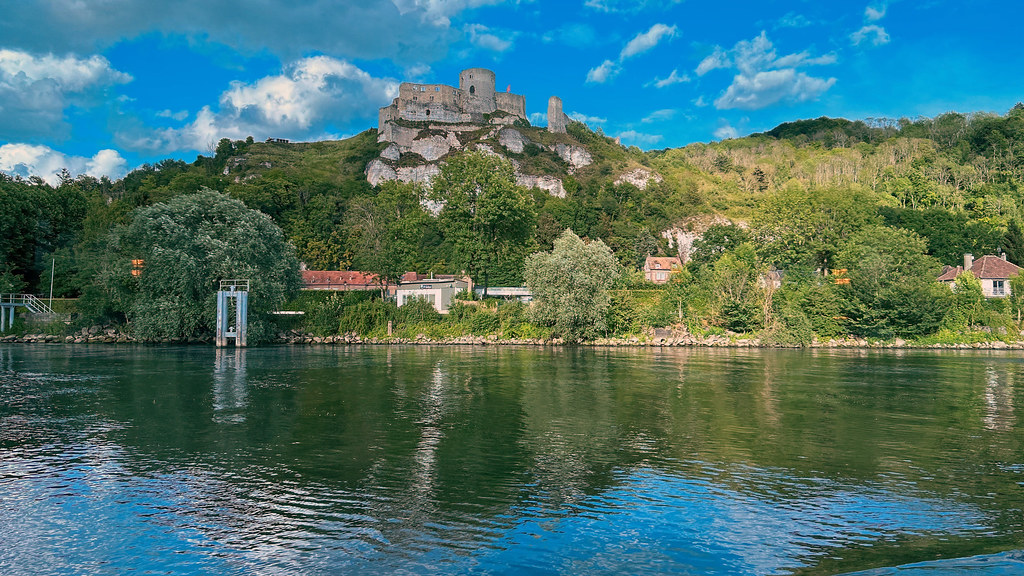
[213,348,247,423]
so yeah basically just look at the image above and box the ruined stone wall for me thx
[396,83,465,123]
[378,103,399,132]
[458,68,496,114]
[547,96,568,133]
[495,93,526,119]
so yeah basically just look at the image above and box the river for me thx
[1,345,1022,575]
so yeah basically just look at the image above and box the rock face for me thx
[547,96,569,134]
[614,167,663,189]
[498,128,527,153]
[660,215,735,262]
[554,143,592,172]
[365,159,398,187]
[380,143,401,161]
[396,164,441,186]
[410,134,453,162]
[516,174,566,198]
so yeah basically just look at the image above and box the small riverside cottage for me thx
[395,273,471,313]
[643,256,683,284]
[937,253,1022,298]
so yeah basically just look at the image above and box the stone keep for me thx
[547,96,569,134]
[378,68,526,131]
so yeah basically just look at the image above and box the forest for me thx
[4,104,1024,343]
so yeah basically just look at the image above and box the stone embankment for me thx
[3,327,1023,349]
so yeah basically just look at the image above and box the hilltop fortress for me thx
[370,68,645,198]
[379,68,530,127]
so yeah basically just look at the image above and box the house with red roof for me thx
[937,253,1022,297]
[643,256,683,284]
[301,270,383,291]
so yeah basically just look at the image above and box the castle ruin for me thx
[378,68,527,130]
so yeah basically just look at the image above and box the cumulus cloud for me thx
[616,130,663,147]
[641,109,676,123]
[0,49,131,140]
[122,56,397,153]
[713,120,739,140]
[529,112,547,125]
[586,59,620,84]
[646,69,689,88]
[620,24,678,59]
[156,109,189,121]
[0,143,127,185]
[569,111,607,124]
[697,32,837,110]
[465,23,514,52]
[776,12,812,28]
[0,1,512,63]
[851,24,890,46]
[587,23,677,83]
[865,4,887,21]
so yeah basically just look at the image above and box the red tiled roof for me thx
[937,256,1022,282]
[970,255,1022,279]
[644,256,682,271]
[302,270,381,287]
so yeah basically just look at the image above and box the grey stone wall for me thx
[547,96,568,133]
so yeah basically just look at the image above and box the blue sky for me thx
[1,0,1022,184]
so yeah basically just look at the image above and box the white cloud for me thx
[587,22,677,84]
[584,0,684,13]
[693,96,708,107]
[641,109,676,123]
[696,47,731,76]
[851,24,890,46]
[569,111,607,124]
[646,69,689,88]
[616,130,663,147]
[464,23,513,52]
[620,23,677,59]
[529,112,547,125]
[713,120,739,140]
[586,59,620,84]
[1,1,513,63]
[776,12,811,28]
[157,109,189,121]
[0,49,131,140]
[0,143,127,185]
[865,4,887,21]
[124,56,398,153]
[700,32,837,110]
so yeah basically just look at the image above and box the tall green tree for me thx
[348,180,432,294]
[90,189,301,342]
[430,152,536,290]
[1002,220,1024,266]
[525,229,620,342]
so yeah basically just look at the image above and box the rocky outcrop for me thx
[380,143,401,161]
[553,143,592,172]
[396,164,441,186]
[516,174,566,198]
[498,128,527,153]
[410,134,453,162]
[365,159,398,187]
[614,167,663,189]
[660,215,735,262]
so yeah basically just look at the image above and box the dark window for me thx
[470,85,475,94]
[425,109,430,116]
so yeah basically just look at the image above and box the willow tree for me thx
[525,229,619,342]
[92,188,301,342]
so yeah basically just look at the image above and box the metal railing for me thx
[0,294,55,314]
[219,279,250,292]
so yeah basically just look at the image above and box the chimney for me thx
[964,253,974,271]
[1001,252,1008,261]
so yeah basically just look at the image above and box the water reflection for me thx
[0,346,1021,576]
[983,366,1015,431]
[213,348,247,423]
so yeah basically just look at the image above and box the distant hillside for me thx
[4,105,1024,295]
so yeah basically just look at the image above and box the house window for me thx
[657,271,668,281]
[435,86,440,91]
[994,280,1006,296]
[654,262,661,269]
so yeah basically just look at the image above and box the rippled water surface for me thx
[1,345,1022,575]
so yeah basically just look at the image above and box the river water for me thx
[0,345,1022,575]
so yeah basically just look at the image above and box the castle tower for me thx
[547,96,568,133]
[459,68,497,115]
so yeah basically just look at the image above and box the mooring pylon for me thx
[216,279,249,347]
